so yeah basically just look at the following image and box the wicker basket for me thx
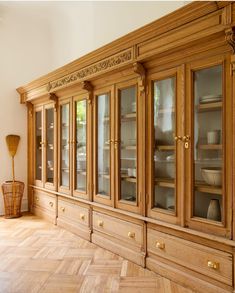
[1,181,24,218]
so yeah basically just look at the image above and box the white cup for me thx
[207,130,220,144]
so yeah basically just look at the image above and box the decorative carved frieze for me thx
[48,48,133,92]
[133,62,146,95]
[225,28,235,53]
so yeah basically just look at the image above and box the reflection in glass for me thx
[97,94,110,196]
[75,100,87,192]
[193,65,222,222]
[46,108,54,183]
[153,77,176,211]
[61,103,70,187]
[36,111,42,181]
[120,86,137,202]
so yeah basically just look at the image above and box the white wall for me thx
[0,1,185,215]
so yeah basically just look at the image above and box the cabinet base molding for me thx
[146,257,232,293]
[33,206,57,225]
[57,218,91,241]
[92,232,145,267]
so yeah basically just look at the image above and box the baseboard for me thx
[92,232,145,267]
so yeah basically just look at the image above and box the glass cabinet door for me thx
[193,65,223,222]
[75,99,87,194]
[153,77,176,213]
[45,107,55,187]
[59,102,71,192]
[116,83,140,213]
[147,67,183,224]
[35,109,43,184]
[94,92,112,205]
[186,58,232,237]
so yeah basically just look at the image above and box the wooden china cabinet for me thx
[17,2,235,292]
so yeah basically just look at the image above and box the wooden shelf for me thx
[158,108,175,114]
[99,174,110,179]
[121,113,136,121]
[102,117,110,123]
[122,145,136,150]
[156,145,175,151]
[198,144,222,150]
[77,171,86,175]
[197,101,222,112]
[154,178,175,188]
[195,181,222,195]
[121,175,136,183]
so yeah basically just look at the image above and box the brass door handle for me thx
[156,241,165,250]
[49,202,53,207]
[174,136,182,141]
[128,232,135,239]
[36,197,39,202]
[207,261,219,270]
[182,135,190,142]
[98,220,104,227]
[80,214,85,220]
[60,207,65,212]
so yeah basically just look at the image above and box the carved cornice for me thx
[81,81,93,105]
[133,62,146,95]
[225,28,235,53]
[48,48,133,92]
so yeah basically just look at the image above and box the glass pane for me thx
[61,103,70,187]
[153,77,176,211]
[97,93,110,197]
[46,108,54,184]
[120,86,137,202]
[193,65,222,222]
[35,111,42,181]
[76,100,87,192]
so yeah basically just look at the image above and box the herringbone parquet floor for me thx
[0,214,194,293]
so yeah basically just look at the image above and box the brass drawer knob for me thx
[60,207,65,212]
[128,232,135,239]
[156,241,165,250]
[98,220,104,227]
[80,214,85,220]
[207,261,219,270]
[36,197,39,202]
[49,202,54,207]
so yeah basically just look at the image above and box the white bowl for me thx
[201,167,222,186]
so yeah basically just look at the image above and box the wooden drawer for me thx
[34,191,56,213]
[147,228,233,286]
[58,198,89,227]
[93,211,143,247]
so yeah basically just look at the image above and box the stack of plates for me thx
[199,94,222,104]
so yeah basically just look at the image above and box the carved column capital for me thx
[133,62,146,95]
[49,93,58,112]
[81,81,93,104]
[26,101,33,117]
[225,28,235,53]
